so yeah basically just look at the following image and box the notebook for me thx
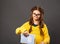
[20,34,34,44]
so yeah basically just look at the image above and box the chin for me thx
[35,19,39,21]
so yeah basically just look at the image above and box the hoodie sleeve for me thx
[43,24,50,44]
[15,21,30,35]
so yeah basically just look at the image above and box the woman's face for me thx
[32,10,41,21]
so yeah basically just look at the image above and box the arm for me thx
[42,24,50,44]
[15,21,30,35]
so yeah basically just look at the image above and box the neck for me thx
[33,19,39,25]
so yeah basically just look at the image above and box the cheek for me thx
[32,14,35,18]
[38,15,40,18]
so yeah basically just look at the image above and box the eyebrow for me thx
[33,13,40,14]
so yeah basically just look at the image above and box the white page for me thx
[20,34,34,44]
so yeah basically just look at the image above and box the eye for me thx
[33,13,40,16]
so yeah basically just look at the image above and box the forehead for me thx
[33,10,40,14]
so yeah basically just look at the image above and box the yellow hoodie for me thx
[15,21,50,44]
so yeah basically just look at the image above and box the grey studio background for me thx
[0,0,60,44]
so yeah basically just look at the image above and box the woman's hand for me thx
[23,31,29,37]
[40,42,45,44]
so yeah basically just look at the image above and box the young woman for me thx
[15,6,50,44]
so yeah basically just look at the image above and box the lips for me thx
[34,16,38,18]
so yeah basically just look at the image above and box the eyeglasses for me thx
[33,13,41,16]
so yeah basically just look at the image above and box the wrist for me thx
[40,41,45,44]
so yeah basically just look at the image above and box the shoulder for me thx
[23,21,29,25]
[42,23,49,31]
[42,23,48,30]
[42,22,47,28]
[44,23,47,27]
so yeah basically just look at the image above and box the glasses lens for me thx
[33,13,40,16]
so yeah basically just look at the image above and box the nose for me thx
[35,14,38,16]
